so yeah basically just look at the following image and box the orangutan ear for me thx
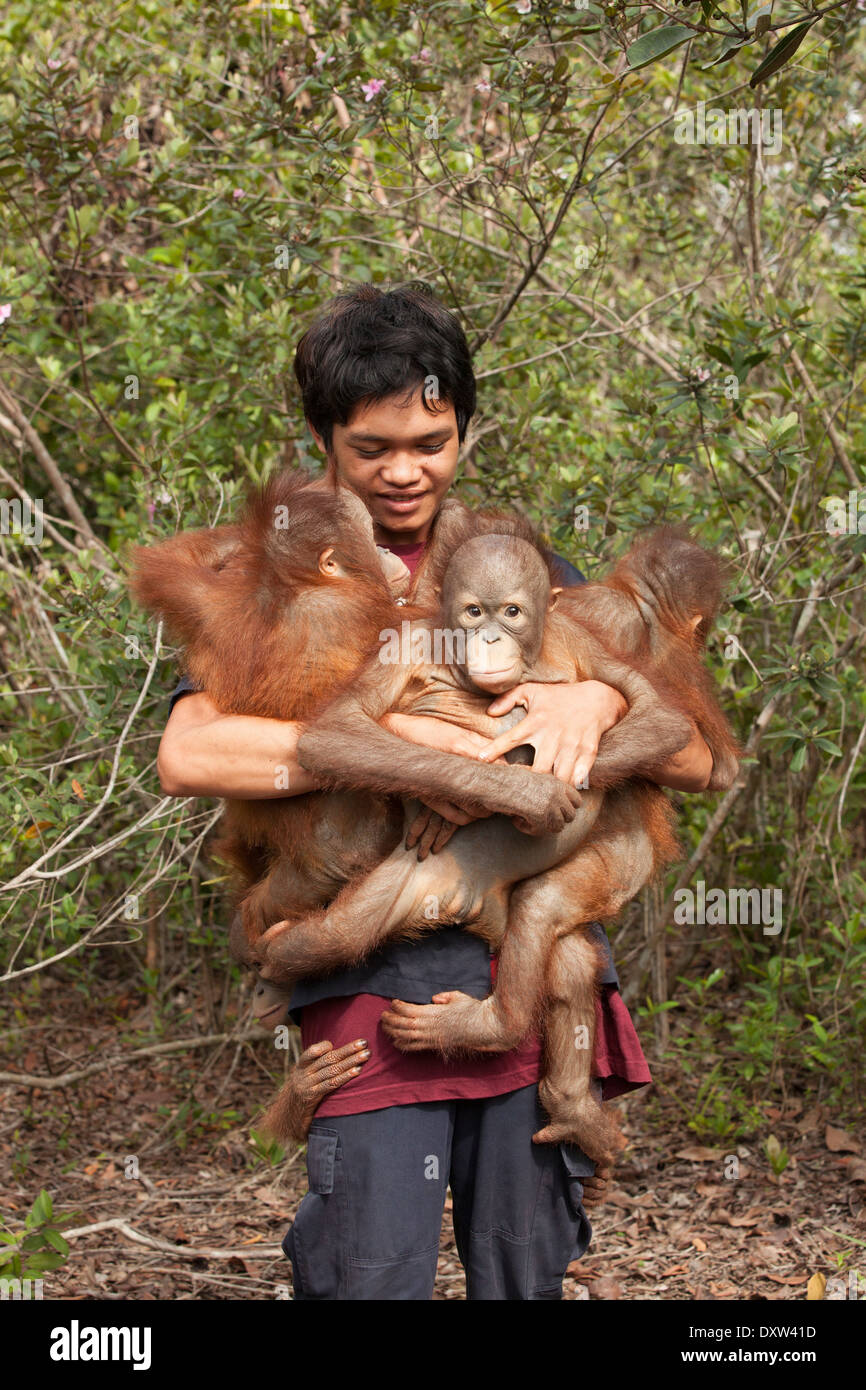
[318,545,345,577]
[548,586,563,611]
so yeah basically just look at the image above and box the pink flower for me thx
[694,367,711,382]
[516,0,532,13]
[0,304,11,323]
[47,57,63,69]
[476,80,492,95]
[419,47,432,62]
[232,188,245,200]
[146,501,156,522]
[361,79,385,102]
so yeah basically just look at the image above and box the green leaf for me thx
[702,38,748,70]
[21,1251,66,1273]
[770,411,799,439]
[36,356,64,382]
[748,3,773,37]
[749,21,813,88]
[31,1190,52,1225]
[627,25,694,72]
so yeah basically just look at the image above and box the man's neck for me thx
[373,520,434,548]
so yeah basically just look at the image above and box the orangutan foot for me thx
[533,1080,627,1166]
[379,991,523,1056]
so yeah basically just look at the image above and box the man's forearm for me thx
[157,693,319,799]
[594,684,713,792]
[158,698,495,803]
[645,720,713,792]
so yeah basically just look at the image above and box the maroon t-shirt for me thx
[299,534,652,1116]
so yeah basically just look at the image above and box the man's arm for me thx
[157,693,501,802]
[645,719,713,793]
[157,693,320,799]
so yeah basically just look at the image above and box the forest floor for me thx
[2,977,865,1303]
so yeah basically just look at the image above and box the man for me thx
[158,283,713,1300]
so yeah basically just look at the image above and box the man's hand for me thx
[477,681,627,788]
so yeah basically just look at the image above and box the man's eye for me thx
[504,605,521,618]
[465,605,482,618]
[358,450,384,459]
[420,444,445,454]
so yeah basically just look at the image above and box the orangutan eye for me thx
[465,604,482,618]
[504,605,521,618]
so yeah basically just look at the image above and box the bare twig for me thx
[0,377,112,562]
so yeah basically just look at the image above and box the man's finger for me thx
[526,732,558,776]
[551,751,579,786]
[477,725,537,763]
[486,685,530,717]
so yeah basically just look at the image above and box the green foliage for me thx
[155,1099,243,1150]
[765,1133,790,1175]
[0,0,864,1132]
[248,1127,289,1167]
[0,1189,74,1282]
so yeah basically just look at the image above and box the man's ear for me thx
[307,419,327,456]
[548,586,563,611]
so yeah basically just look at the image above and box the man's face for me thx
[310,388,460,546]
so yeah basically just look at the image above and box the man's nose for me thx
[379,455,423,486]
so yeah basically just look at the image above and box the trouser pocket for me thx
[559,1141,594,1264]
[286,1128,345,1300]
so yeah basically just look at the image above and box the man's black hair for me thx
[293,282,477,452]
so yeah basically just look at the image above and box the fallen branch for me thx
[3,1217,283,1263]
[0,1027,270,1090]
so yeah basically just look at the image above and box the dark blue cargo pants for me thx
[283,1082,595,1301]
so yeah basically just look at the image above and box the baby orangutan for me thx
[254,523,739,1162]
